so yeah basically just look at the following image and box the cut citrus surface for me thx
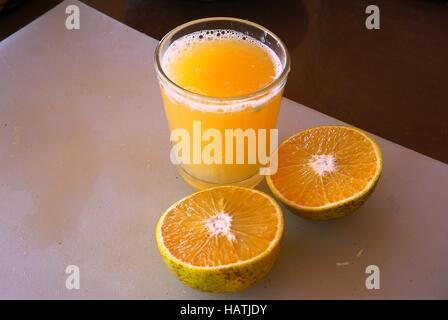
[156,186,283,292]
[266,126,382,220]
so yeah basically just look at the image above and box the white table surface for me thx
[0,0,447,299]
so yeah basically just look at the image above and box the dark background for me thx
[1,0,447,163]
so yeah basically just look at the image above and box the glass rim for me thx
[154,17,291,103]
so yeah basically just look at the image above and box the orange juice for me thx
[157,24,288,189]
[163,31,280,98]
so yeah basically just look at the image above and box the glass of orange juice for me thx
[155,17,290,189]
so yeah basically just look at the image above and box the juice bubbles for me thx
[155,19,289,189]
[163,31,281,98]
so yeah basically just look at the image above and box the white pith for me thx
[204,211,236,241]
[309,154,337,176]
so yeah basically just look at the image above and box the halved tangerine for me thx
[266,126,382,220]
[156,186,284,292]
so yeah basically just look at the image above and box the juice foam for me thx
[161,30,283,112]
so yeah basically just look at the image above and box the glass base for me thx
[178,167,264,190]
